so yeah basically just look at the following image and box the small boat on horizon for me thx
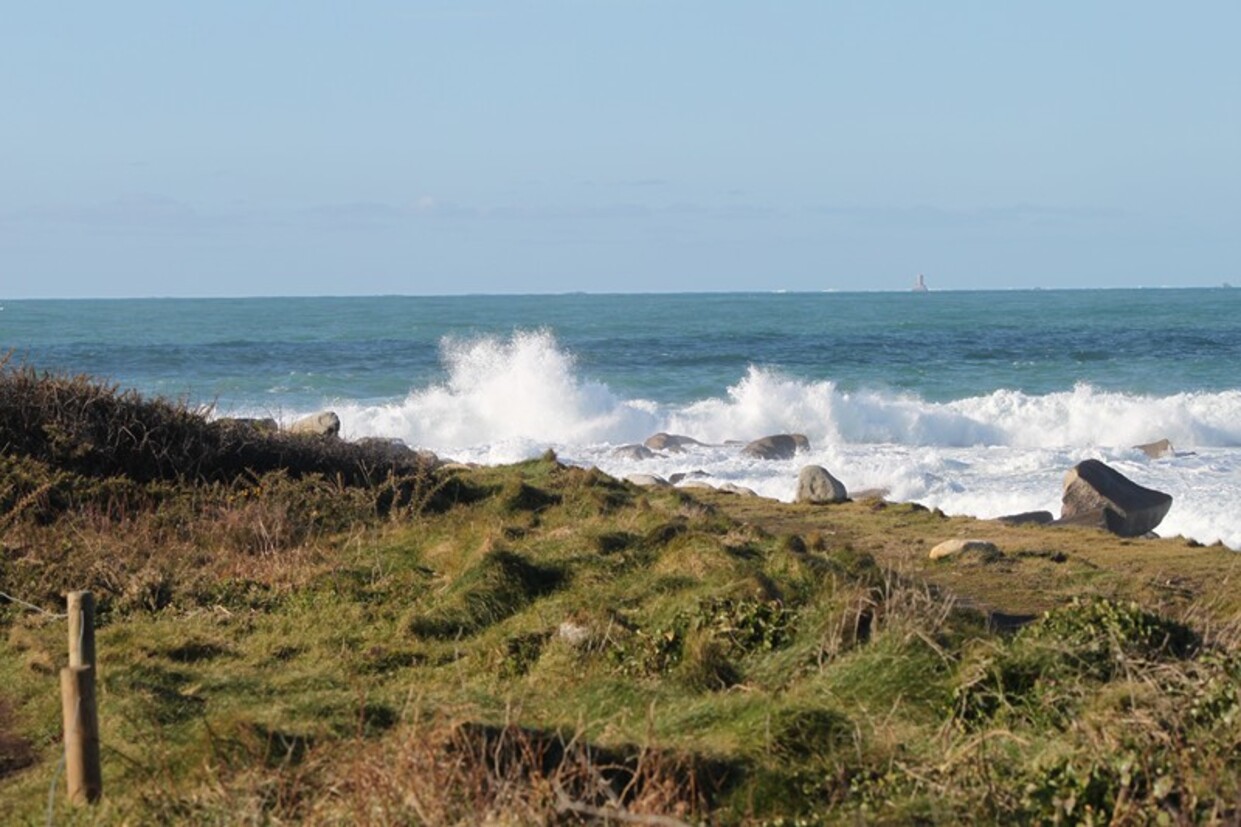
[912,273,929,292]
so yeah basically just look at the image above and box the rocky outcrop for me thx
[1058,459,1172,537]
[929,539,1001,561]
[287,411,341,437]
[718,483,759,497]
[795,465,848,504]
[643,433,704,453]
[1134,439,1174,459]
[613,444,656,460]
[741,434,809,460]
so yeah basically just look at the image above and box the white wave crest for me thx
[336,330,659,462]
[330,333,1241,453]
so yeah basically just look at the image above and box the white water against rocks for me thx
[6,290,1240,548]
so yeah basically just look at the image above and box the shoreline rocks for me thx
[741,434,810,460]
[643,433,704,453]
[795,465,848,504]
[613,443,657,461]
[1058,459,1172,538]
[929,539,1001,562]
[1134,438,1174,459]
[287,411,341,437]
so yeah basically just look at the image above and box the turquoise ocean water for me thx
[4,289,1240,547]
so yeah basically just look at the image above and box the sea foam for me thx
[316,332,1241,549]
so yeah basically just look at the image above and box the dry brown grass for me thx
[135,713,714,826]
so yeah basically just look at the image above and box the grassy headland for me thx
[1,366,1239,824]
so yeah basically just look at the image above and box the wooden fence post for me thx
[60,665,102,804]
[68,590,96,669]
[62,590,101,804]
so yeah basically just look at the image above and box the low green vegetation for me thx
[1,367,1239,824]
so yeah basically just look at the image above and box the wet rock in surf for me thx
[741,434,810,460]
[613,443,656,460]
[643,433,704,453]
[1057,459,1172,538]
[669,470,710,484]
[287,411,341,437]
[795,465,848,504]
[1134,438,1174,459]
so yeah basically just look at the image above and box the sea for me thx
[4,289,1240,549]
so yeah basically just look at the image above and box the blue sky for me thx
[2,1,1237,297]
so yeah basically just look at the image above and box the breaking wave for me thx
[331,331,1241,454]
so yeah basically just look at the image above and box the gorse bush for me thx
[0,362,439,490]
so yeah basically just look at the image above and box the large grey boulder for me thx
[1058,459,1172,537]
[796,465,848,504]
[741,434,810,460]
[287,411,341,437]
[643,433,704,453]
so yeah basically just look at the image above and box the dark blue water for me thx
[3,289,1239,410]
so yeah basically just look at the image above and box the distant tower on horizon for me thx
[912,273,929,292]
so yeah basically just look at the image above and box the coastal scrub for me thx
[1,368,1239,824]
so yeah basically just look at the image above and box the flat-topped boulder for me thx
[741,434,810,460]
[1058,459,1172,537]
[287,411,341,437]
[643,433,704,453]
[795,465,848,504]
